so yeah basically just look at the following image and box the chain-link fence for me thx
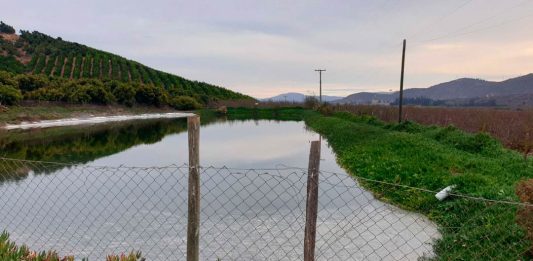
[0,157,531,260]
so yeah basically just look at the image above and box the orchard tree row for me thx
[0,22,250,102]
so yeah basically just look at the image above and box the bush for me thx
[67,80,114,104]
[135,84,168,107]
[0,83,22,105]
[16,74,49,92]
[109,81,136,106]
[168,96,202,110]
[25,87,64,101]
[304,96,319,109]
[0,70,17,86]
[0,21,15,34]
[318,104,334,116]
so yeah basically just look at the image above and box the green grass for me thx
[228,108,533,260]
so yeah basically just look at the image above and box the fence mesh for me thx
[0,157,531,260]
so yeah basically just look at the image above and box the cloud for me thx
[2,0,533,97]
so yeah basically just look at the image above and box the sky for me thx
[2,0,533,98]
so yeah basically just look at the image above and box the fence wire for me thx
[0,157,531,260]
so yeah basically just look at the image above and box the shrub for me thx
[387,120,424,133]
[135,84,168,107]
[318,104,334,116]
[25,87,65,101]
[0,83,22,105]
[67,80,114,104]
[0,21,15,34]
[109,81,136,106]
[0,231,145,261]
[0,70,17,86]
[168,96,202,110]
[16,74,49,92]
[304,96,319,109]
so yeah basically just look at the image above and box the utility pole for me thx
[315,69,326,104]
[399,39,406,123]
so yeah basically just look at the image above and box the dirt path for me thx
[79,57,86,78]
[99,59,103,79]
[49,56,59,76]
[69,56,76,79]
[89,57,94,77]
[117,62,122,80]
[60,57,67,77]
[108,59,112,78]
[41,56,50,74]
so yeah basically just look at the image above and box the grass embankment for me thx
[228,107,533,260]
[0,104,177,125]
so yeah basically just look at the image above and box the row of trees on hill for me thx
[0,22,250,102]
[0,71,203,110]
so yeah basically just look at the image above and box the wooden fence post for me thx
[187,115,200,261]
[304,140,321,261]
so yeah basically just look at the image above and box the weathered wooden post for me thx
[187,115,200,261]
[304,140,321,261]
[399,39,406,123]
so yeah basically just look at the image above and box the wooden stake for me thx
[304,140,321,261]
[187,115,200,261]
[399,39,406,123]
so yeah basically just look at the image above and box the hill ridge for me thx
[336,74,533,107]
[0,22,250,103]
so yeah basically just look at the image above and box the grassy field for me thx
[228,107,533,260]
[330,104,533,156]
[0,104,177,125]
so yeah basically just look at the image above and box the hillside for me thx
[0,21,250,107]
[261,92,343,103]
[336,74,533,107]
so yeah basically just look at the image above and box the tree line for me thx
[0,71,204,110]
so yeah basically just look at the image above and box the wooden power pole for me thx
[315,69,326,104]
[399,39,406,123]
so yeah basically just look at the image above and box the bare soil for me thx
[89,57,94,77]
[79,56,85,77]
[60,57,67,77]
[49,56,59,76]
[69,56,76,79]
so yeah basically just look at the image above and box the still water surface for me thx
[0,118,439,260]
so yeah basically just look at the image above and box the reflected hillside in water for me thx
[0,109,306,183]
[0,114,225,183]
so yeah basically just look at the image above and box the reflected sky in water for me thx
[91,119,342,172]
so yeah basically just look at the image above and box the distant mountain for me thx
[261,92,343,103]
[335,74,533,107]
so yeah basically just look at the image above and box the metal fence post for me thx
[187,115,200,261]
[304,140,321,261]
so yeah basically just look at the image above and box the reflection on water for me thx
[0,118,439,260]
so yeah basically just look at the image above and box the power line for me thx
[408,0,473,40]
[413,11,533,45]
[411,0,532,45]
